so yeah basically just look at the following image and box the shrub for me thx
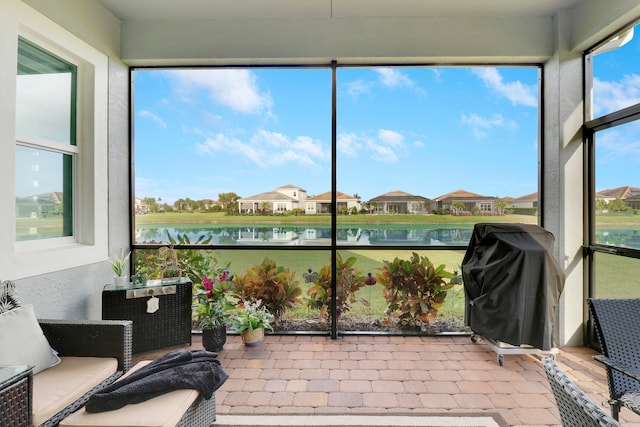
[377,252,454,327]
[232,257,302,322]
[307,253,373,320]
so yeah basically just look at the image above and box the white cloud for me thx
[593,75,640,116]
[196,133,266,167]
[139,110,167,128]
[597,127,640,163]
[376,69,414,89]
[378,129,405,148]
[338,129,408,162]
[166,69,273,114]
[367,140,399,163]
[337,133,363,156]
[345,80,372,98]
[413,140,425,148]
[472,68,537,107]
[461,112,516,139]
[196,129,328,169]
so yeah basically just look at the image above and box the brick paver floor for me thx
[134,334,640,427]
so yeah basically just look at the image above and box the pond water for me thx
[135,224,475,246]
[135,223,640,249]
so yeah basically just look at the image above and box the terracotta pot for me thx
[241,327,264,346]
[202,325,226,352]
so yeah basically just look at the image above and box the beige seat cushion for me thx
[60,361,199,427]
[33,356,118,427]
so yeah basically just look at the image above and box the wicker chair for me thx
[588,298,640,420]
[542,357,622,427]
[37,319,133,427]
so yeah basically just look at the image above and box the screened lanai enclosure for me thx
[4,0,640,348]
[130,65,541,336]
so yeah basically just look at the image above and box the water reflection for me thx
[135,224,475,246]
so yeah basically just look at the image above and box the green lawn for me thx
[135,211,539,226]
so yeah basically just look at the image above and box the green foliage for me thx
[231,300,274,332]
[133,232,215,284]
[377,252,454,327]
[193,263,235,328]
[232,257,302,322]
[307,253,371,320]
[109,249,130,276]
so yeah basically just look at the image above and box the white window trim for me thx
[0,3,108,279]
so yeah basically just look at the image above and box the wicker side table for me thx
[0,365,33,427]
[102,278,193,353]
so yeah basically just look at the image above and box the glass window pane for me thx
[134,248,331,333]
[337,66,540,247]
[133,68,331,245]
[590,22,640,118]
[335,249,468,334]
[15,146,72,241]
[594,120,640,250]
[593,252,640,298]
[16,38,76,145]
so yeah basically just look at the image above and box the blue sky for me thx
[133,26,640,205]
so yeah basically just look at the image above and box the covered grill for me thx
[462,223,565,353]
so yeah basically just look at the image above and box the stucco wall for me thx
[12,0,128,320]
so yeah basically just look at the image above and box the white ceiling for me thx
[97,0,583,21]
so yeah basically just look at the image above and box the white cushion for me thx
[33,356,118,427]
[60,361,199,427]
[0,304,60,374]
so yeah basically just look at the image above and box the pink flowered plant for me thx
[194,267,235,329]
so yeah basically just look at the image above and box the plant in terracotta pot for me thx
[231,299,273,346]
[193,268,234,352]
[109,248,130,287]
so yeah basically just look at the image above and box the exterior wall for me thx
[5,0,126,320]
[543,10,585,346]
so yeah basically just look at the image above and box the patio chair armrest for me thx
[594,355,640,383]
[39,319,133,372]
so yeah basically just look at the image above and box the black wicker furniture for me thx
[542,357,622,427]
[0,365,33,427]
[588,298,640,420]
[35,319,133,427]
[60,360,217,427]
[102,278,192,353]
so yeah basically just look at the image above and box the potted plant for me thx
[231,299,273,346]
[109,249,130,287]
[131,267,148,287]
[193,269,234,352]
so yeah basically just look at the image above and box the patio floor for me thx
[134,334,640,427]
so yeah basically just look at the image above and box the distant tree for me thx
[495,201,508,215]
[218,192,240,208]
[143,197,158,213]
[595,199,607,211]
[608,198,630,212]
[451,202,465,215]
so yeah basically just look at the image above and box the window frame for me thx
[16,36,78,241]
[0,6,109,279]
[584,18,640,347]
[130,63,543,337]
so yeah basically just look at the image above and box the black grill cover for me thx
[462,223,565,351]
